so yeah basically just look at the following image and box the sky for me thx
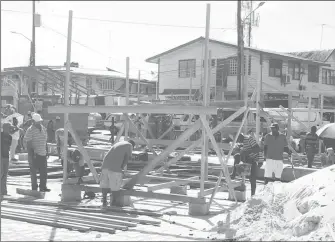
[1,1,335,80]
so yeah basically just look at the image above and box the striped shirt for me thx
[24,125,48,156]
[242,135,259,161]
[305,132,319,150]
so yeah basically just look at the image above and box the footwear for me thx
[40,188,51,192]
[11,158,18,161]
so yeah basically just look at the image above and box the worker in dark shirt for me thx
[304,126,319,168]
[1,122,14,196]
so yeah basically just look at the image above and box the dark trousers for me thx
[232,154,259,196]
[28,154,48,190]
[1,157,10,195]
[306,148,316,168]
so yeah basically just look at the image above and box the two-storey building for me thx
[145,37,335,107]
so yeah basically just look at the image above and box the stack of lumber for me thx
[1,198,161,234]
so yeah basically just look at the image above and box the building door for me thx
[308,65,319,83]
[216,58,230,88]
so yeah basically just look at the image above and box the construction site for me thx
[1,1,335,241]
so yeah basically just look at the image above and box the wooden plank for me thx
[3,203,161,225]
[1,211,91,232]
[124,120,202,189]
[147,176,199,192]
[115,189,206,204]
[200,115,236,202]
[48,105,218,115]
[3,197,162,217]
[155,141,200,173]
[2,204,134,229]
[67,122,100,183]
[158,123,175,140]
[16,188,45,199]
[114,122,125,143]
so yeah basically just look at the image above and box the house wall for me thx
[325,51,335,68]
[157,41,335,99]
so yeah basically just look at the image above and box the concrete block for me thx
[61,184,82,202]
[18,153,28,161]
[228,190,246,202]
[112,194,132,207]
[170,185,187,195]
[189,202,209,216]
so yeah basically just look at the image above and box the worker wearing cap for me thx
[263,123,291,184]
[24,113,50,192]
[1,122,14,195]
[100,140,135,207]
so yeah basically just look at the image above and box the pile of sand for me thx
[212,165,335,241]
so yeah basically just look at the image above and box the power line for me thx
[1,8,236,30]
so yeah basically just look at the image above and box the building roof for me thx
[146,37,330,66]
[287,49,334,63]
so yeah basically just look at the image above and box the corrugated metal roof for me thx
[146,36,330,65]
[287,49,335,62]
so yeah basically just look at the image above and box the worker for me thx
[55,128,74,174]
[1,122,13,196]
[100,140,135,207]
[54,116,62,131]
[304,126,319,168]
[22,112,34,131]
[24,113,50,192]
[47,120,55,143]
[10,117,21,161]
[231,133,261,196]
[263,123,291,184]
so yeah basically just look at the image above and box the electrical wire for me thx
[1,8,237,30]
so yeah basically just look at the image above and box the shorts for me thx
[264,159,284,179]
[99,169,123,191]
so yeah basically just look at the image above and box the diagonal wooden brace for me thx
[140,114,156,139]
[66,122,100,184]
[123,120,202,189]
[208,107,251,206]
[199,115,237,203]
[114,122,125,144]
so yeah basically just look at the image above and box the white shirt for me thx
[11,130,20,140]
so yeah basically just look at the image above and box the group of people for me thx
[1,112,50,196]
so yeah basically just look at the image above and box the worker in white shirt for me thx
[10,117,21,161]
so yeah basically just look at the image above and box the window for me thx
[308,65,319,83]
[43,82,48,92]
[322,69,335,85]
[97,78,116,90]
[288,61,301,80]
[228,57,247,76]
[32,82,36,92]
[178,59,196,78]
[269,59,282,77]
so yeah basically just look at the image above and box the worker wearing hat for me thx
[263,123,291,184]
[1,122,14,195]
[24,113,50,192]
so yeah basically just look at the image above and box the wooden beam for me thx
[48,105,217,115]
[155,141,200,173]
[197,181,242,197]
[157,123,175,140]
[114,189,206,204]
[287,93,292,137]
[123,120,202,189]
[125,115,159,157]
[114,122,125,143]
[67,122,100,183]
[279,105,309,131]
[208,108,250,206]
[140,114,155,139]
[146,176,199,192]
[200,115,236,202]
[263,90,335,95]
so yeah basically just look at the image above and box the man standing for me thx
[24,113,50,192]
[100,140,135,207]
[231,133,262,196]
[264,123,291,184]
[305,126,319,168]
[10,117,20,161]
[1,122,13,196]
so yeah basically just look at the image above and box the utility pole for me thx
[237,1,242,100]
[30,1,36,66]
[247,1,253,47]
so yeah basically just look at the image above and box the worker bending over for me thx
[263,123,291,184]
[100,140,135,207]
[55,128,74,173]
[231,133,262,196]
